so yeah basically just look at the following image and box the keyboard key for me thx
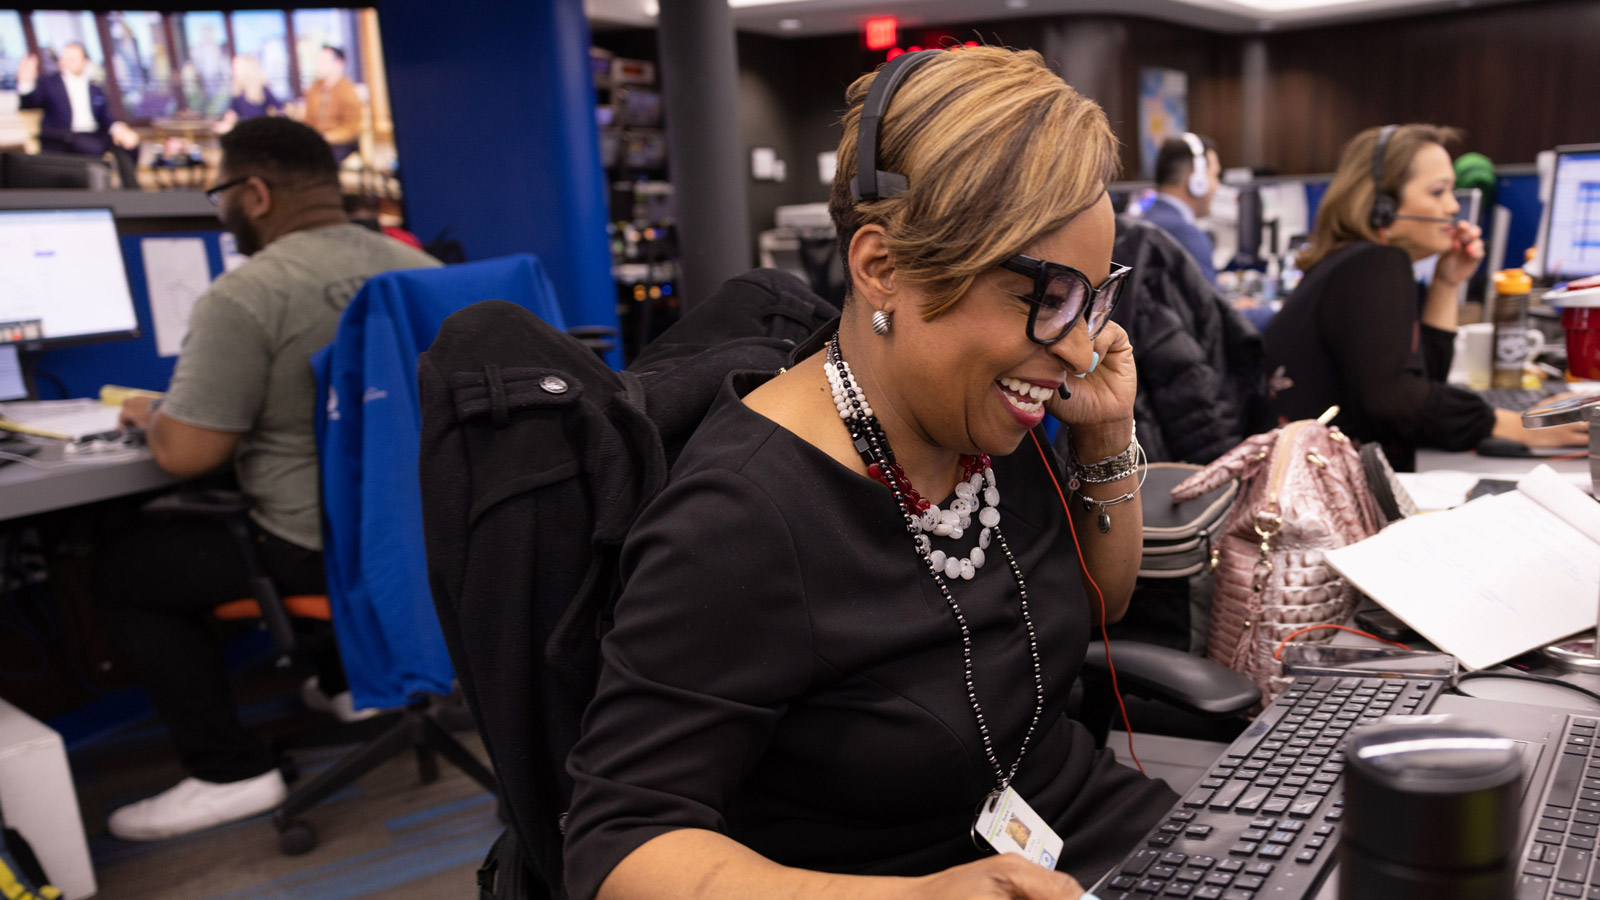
[1222,891,1254,900]
[1109,875,1138,889]
[1151,834,1176,847]
[1288,796,1322,818]
[1267,831,1297,844]
[1210,781,1249,810]
[1139,879,1167,893]
[1160,822,1185,834]
[1527,862,1558,878]
[1176,868,1206,882]
[1295,849,1319,863]
[1245,862,1276,876]
[1258,844,1287,860]
[1149,866,1177,880]
[1540,830,1568,846]
[1262,798,1292,815]
[1307,836,1327,849]
[1186,826,1214,839]
[1516,876,1551,900]
[1126,845,1164,871]
[1574,837,1599,852]
[1556,882,1585,897]
[1204,872,1234,887]
[1183,788,1216,808]
[1195,887,1224,900]
[1229,842,1259,857]
[1560,847,1594,883]
[1279,820,1304,833]
[1250,817,1278,830]
[1163,884,1194,897]
[1218,859,1245,873]
[1234,875,1265,889]
[1189,856,1216,869]
[1545,818,1571,832]
[1161,853,1189,867]
[1241,829,1268,842]
[1171,811,1197,822]
[1553,755,1588,809]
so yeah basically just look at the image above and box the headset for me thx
[1182,132,1209,198]
[1368,124,1401,230]
[850,48,944,202]
[1369,123,1456,231]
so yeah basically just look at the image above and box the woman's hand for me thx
[905,855,1090,900]
[1045,321,1135,429]
[1434,220,1485,289]
[1492,408,1589,448]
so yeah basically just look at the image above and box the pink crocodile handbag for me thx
[1171,416,1387,705]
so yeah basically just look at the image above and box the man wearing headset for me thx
[1143,132,1221,285]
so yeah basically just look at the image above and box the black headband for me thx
[849,49,944,203]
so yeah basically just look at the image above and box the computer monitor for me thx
[1540,144,1600,281]
[0,152,114,190]
[0,208,139,352]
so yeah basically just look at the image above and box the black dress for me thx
[563,373,1175,900]
[1263,242,1495,471]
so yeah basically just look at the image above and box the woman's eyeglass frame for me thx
[998,254,1130,346]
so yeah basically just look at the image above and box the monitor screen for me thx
[1543,147,1600,281]
[0,208,139,348]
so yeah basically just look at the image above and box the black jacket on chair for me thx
[418,270,837,899]
[1102,215,1265,464]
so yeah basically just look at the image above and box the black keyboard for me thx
[1515,714,1600,899]
[1479,383,1567,412]
[1094,675,1444,900]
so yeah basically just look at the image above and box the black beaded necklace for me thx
[826,334,1045,793]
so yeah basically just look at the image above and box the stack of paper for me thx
[1326,465,1600,670]
[0,399,124,442]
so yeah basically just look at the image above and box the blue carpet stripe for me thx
[200,808,498,900]
[384,792,494,832]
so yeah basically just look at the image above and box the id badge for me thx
[971,786,1065,870]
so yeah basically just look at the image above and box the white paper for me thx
[0,344,25,401]
[0,399,122,440]
[1326,465,1600,671]
[141,237,213,357]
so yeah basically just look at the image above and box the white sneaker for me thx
[300,676,382,723]
[107,769,287,841]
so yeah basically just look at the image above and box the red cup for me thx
[1567,306,1600,380]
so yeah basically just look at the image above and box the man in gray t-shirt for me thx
[104,118,438,842]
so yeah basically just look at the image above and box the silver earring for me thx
[871,309,892,336]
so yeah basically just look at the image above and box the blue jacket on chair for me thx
[313,254,567,710]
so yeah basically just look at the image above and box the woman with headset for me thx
[562,47,1173,900]
[1263,124,1587,470]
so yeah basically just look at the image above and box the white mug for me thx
[1448,323,1544,390]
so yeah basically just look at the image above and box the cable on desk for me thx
[1452,669,1600,708]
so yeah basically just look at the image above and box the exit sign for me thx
[863,17,898,51]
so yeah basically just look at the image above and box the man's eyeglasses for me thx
[998,254,1129,345]
[205,176,264,205]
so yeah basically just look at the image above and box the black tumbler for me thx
[1340,718,1522,900]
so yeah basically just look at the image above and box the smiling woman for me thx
[563,44,1171,900]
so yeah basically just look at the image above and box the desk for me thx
[0,448,184,523]
[1416,448,1592,481]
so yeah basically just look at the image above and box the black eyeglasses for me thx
[205,176,264,205]
[998,254,1129,345]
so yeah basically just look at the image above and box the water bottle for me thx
[1491,269,1533,390]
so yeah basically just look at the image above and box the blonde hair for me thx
[828,46,1119,317]
[1298,123,1462,271]
[232,54,267,105]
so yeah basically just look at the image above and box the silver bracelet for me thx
[1068,422,1141,488]
[1070,426,1147,533]
[1078,489,1139,534]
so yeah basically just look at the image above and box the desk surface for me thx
[0,448,184,522]
[1416,447,1592,481]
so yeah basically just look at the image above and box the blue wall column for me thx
[377,0,618,362]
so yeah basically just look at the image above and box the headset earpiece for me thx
[1369,124,1400,231]
[1182,132,1208,199]
[849,49,943,203]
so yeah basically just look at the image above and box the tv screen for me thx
[1,7,406,216]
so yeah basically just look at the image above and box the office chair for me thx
[144,488,496,856]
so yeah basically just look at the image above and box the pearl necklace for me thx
[826,334,1045,792]
[824,347,999,579]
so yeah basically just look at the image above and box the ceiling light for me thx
[778,17,802,30]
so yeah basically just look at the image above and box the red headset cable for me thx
[1030,430,1143,775]
[1274,624,1410,661]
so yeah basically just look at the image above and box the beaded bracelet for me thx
[1068,422,1141,488]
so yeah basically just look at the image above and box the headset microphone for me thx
[1392,214,1457,224]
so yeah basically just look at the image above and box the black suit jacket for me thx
[20,73,113,144]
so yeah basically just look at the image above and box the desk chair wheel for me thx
[277,819,316,855]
